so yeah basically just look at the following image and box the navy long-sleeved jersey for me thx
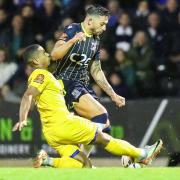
[54,23,100,86]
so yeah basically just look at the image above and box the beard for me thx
[91,28,103,36]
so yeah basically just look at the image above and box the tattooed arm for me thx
[90,60,115,97]
[90,60,125,107]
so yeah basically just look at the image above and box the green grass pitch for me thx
[0,168,180,180]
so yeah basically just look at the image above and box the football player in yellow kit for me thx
[13,44,163,168]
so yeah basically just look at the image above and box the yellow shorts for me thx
[43,113,97,156]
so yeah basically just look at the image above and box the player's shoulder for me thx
[31,69,50,75]
[28,69,50,81]
[65,23,81,31]
[64,23,81,37]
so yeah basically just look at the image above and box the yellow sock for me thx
[52,157,83,168]
[105,138,142,158]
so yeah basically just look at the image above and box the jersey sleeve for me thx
[59,23,80,42]
[28,70,49,93]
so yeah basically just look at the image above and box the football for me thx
[121,155,134,167]
[121,155,142,168]
[128,163,142,168]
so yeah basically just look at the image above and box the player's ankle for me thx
[42,157,53,166]
[136,149,147,162]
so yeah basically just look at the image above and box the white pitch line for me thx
[139,99,168,147]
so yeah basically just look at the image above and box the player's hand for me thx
[71,32,86,43]
[12,121,28,131]
[111,93,125,107]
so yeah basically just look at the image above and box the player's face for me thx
[37,47,51,68]
[91,15,108,35]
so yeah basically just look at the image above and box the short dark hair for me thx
[0,46,9,61]
[23,44,41,64]
[86,5,110,17]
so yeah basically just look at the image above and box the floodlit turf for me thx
[0,168,179,180]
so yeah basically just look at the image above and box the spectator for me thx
[160,0,180,79]
[132,0,150,31]
[109,72,129,98]
[0,8,9,43]
[107,0,123,28]
[154,0,167,10]
[115,12,133,52]
[60,0,82,21]
[99,48,113,76]
[1,14,35,62]
[61,17,74,28]
[10,14,25,61]
[114,48,137,96]
[146,12,166,69]
[92,83,104,97]
[10,64,34,97]
[38,0,61,41]
[168,30,180,76]
[0,47,19,102]
[128,31,155,96]
[21,3,42,44]
[161,0,179,33]
[0,0,17,14]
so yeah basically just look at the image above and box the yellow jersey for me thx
[28,69,69,125]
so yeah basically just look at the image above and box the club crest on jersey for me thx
[91,41,97,51]
[33,74,44,84]
[67,25,72,29]
[72,89,81,99]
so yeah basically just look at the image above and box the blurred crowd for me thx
[0,0,180,102]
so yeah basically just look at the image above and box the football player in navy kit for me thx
[51,5,125,156]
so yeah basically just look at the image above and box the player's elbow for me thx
[51,51,60,61]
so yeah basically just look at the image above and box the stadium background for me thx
[0,0,180,167]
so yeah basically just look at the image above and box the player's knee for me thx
[92,112,109,124]
[92,103,107,116]
[99,105,107,114]
[95,131,110,146]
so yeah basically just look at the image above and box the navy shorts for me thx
[62,79,99,110]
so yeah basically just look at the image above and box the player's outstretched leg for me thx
[94,131,163,165]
